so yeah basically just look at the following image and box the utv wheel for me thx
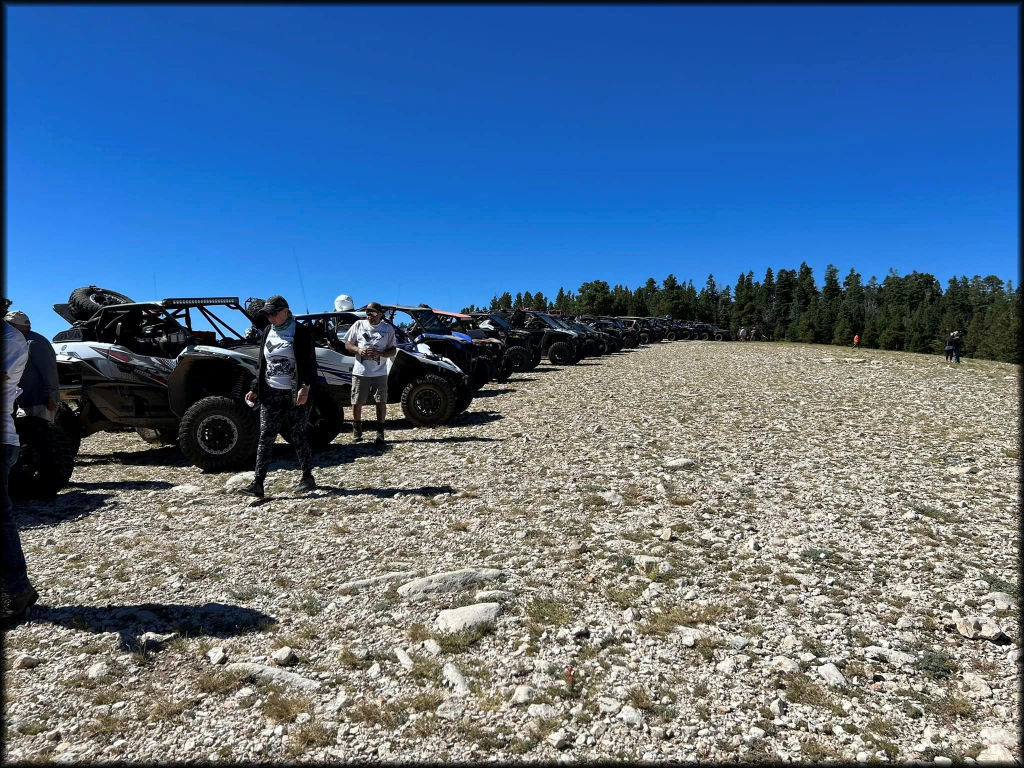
[470,359,492,391]
[529,348,543,369]
[700,332,710,340]
[136,426,178,446]
[547,341,573,365]
[281,389,343,449]
[178,396,259,471]
[452,380,473,416]
[666,331,678,341]
[54,401,82,456]
[639,332,650,345]
[68,285,134,321]
[505,346,532,373]
[401,374,457,427]
[714,333,724,341]
[9,416,75,499]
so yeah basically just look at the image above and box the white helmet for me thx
[334,294,354,311]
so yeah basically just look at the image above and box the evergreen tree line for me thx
[462,263,1021,364]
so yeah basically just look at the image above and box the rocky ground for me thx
[3,340,1019,764]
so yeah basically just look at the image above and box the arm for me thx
[41,337,60,408]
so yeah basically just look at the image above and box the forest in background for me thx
[462,264,1021,364]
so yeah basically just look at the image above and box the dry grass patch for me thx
[639,603,729,635]
[262,689,313,723]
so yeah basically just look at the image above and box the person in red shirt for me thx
[853,333,860,348]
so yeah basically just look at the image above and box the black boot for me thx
[352,422,363,443]
[239,478,265,498]
[375,421,385,445]
[296,472,316,493]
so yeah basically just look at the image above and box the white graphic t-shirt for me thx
[264,319,297,390]
[344,319,396,377]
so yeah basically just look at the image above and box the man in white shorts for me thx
[344,302,396,444]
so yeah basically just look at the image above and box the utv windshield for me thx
[478,314,510,331]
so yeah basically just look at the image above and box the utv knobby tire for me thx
[281,389,343,450]
[178,396,259,472]
[452,381,474,417]
[68,286,134,321]
[714,333,724,341]
[505,346,532,373]
[401,374,457,427]
[136,426,178,446]
[583,340,600,357]
[665,331,678,341]
[529,348,543,369]
[55,401,82,456]
[700,332,710,341]
[470,359,492,391]
[547,341,574,365]
[9,416,75,499]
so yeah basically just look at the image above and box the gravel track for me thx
[3,341,1019,763]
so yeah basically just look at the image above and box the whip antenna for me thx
[293,247,310,313]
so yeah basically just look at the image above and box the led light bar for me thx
[161,297,239,307]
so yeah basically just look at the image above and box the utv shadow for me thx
[472,388,516,398]
[75,445,189,468]
[33,602,278,651]
[14,490,113,529]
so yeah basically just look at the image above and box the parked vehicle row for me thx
[10,285,732,496]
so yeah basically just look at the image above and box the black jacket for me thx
[250,320,318,402]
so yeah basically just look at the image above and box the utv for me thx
[372,304,502,392]
[576,316,624,353]
[498,309,581,365]
[411,305,511,388]
[293,309,471,427]
[467,312,539,373]
[595,317,640,348]
[51,294,281,471]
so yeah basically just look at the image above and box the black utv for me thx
[465,312,539,374]
[498,309,582,365]
[577,316,625,352]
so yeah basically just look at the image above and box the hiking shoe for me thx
[296,473,317,493]
[3,586,39,623]
[374,427,385,445]
[238,480,265,499]
[352,425,363,443]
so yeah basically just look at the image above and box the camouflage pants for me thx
[254,388,312,482]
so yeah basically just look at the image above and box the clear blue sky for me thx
[6,5,1018,339]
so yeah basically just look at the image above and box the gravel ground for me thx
[3,340,1019,763]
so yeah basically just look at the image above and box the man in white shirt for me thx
[2,317,38,624]
[344,302,396,444]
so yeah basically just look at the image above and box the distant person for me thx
[853,333,860,349]
[944,332,956,363]
[239,296,318,499]
[344,302,397,444]
[738,327,747,342]
[5,311,59,424]
[951,331,962,364]
[2,316,38,625]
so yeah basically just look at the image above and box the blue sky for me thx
[6,5,1018,339]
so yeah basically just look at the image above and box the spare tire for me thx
[68,286,134,320]
[9,416,75,499]
[280,389,343,450]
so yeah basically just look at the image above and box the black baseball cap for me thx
[365,302,383,313]
[263,295,289,314]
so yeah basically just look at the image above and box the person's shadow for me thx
[15,490,112,529]
[34,602,277,652]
